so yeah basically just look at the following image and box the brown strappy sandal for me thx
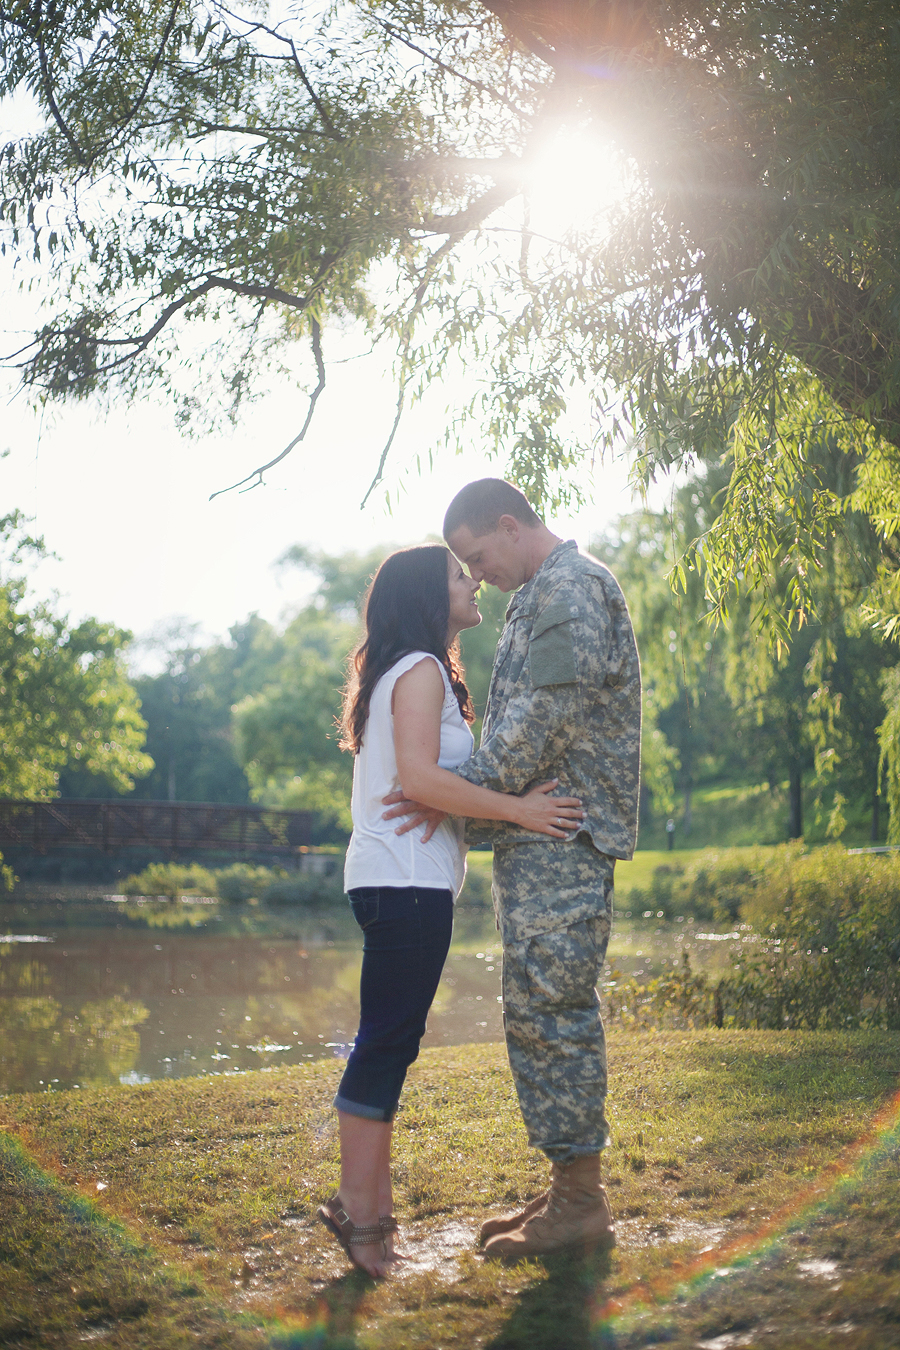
[379,1213,405,1262]
[317,1195,386,1275]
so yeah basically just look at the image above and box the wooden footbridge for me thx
[0,799,314,858]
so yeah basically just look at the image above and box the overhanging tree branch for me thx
[209,318,326,500]
[101,0,182,148]
[417,179,523,234]
[35,32,87,165]
[361,236,457,508]
[372,16,527,115]
[11,272,326,385]
[216,4,344,140]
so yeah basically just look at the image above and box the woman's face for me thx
[446,552,482,640]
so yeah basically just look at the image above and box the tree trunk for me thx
[788,765,803,840]
[682,783,692,837]
[872,764,881,842]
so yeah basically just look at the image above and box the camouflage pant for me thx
[494,839,614,1161]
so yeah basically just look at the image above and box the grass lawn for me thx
[469,844,784,909]
[612,849,716,903]
[2,1033,900,1348]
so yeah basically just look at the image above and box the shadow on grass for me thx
[485,1247,614,1350]
[272,1253,411,1349]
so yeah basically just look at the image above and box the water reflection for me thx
[0,943,150,1090]
[0,898,506,1094]
[0,897,734,1096]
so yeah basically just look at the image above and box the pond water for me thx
[0,893,741,1095]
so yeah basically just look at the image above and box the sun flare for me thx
[525,128,630,239]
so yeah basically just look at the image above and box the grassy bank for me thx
[2,1033,900,1348]
[636,778,887,851]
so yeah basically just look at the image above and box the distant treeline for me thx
[5,462,900,850]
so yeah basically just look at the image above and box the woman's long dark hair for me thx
[340,545,474,753]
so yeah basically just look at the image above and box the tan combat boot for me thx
[482,1155,615,1259]
[478,1191,548,1244]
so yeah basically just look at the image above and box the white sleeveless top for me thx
[343,651,475,898]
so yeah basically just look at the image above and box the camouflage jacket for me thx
[457,539,641,857]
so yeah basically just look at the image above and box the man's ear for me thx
[498,513,521,541]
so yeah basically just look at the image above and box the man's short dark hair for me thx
[443,478,542,540]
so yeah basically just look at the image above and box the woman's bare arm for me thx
[391,658,583,838]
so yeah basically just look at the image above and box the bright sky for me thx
[0,90,647,656]
[1,350,638,646]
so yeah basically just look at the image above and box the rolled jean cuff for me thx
[333,1092,396,1123]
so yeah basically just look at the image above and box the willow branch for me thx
[360,238,457,508]
[359,378,407,510]
[21,273,319,377]
[36,34,86,164]
[417,179,522,234]
[372,17,525,115]
[217,5,343,140]
[209,319,326,499]
[107,0,182,138]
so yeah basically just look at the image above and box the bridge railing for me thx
[0,799,314,855]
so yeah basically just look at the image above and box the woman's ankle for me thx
[337,1186,379,1226]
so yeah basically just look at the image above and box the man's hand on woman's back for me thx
[381,790,448,841]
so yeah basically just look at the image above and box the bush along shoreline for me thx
[113,844,900,1031]
[115,853,494,910]
[610,843,900,1031]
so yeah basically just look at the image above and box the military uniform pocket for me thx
[524,920,603,1011]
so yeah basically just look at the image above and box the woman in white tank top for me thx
[317,545,585,1276]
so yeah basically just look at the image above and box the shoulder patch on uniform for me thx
[531,601,575,638]
[529,604,577,687]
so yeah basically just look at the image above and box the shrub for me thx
[722,844,900,1029]
[604,953,717,1030]
[119,855,348,905]
[625,845,780,923]
[213,863,283,903]
[119,862,216,899]
[605,844,900,1031]
[260,872,345,906]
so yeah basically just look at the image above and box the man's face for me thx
[445,518,528,593]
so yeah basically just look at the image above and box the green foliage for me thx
[879,666,900,843]
[0,512,152,800]
[624,845,784,925]
[724,844,900,1030]
[212,861,285,904]
[123,615,281,805]
[116,857,348,905]
[116,847,493,908]
[258,870,344,907]
[616,843,900,1031]
[457,578,507,731]
[457,853,492,909]
[119,862,216,899]
[4,0,900,623]
[122,549,387,831]
[596,463,900,842]
[232,607,355,832]
[605,951,720,1031]
[277,543,388,620]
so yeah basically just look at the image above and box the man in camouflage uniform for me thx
[443,478,641,1257]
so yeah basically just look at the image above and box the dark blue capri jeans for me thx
[334,885,453,1122]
